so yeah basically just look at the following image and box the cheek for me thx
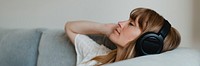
[108,28,141,47]
[124,29,141,41]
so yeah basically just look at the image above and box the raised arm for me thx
[64,20,117,44]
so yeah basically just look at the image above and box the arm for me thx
[64,20,117,44]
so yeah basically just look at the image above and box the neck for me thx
[115,46,125,62]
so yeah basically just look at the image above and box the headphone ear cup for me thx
[136,32,164,56]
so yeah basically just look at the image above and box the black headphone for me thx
[135,19,171,57]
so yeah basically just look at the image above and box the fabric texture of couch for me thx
[0,28,199,66]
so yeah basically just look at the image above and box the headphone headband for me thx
[158,19,171,38]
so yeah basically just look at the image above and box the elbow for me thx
[64,22,71,33]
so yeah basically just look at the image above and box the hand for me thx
[104,23,118,37]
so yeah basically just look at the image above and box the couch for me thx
[0,28,199,66]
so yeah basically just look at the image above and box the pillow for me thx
[104,47,200,66]
[0,28,42,66]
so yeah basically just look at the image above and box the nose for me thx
[118,21,126,28]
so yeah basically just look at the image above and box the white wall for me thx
[0,0,199,48]
[192,0,200,50]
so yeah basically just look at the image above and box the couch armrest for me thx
[104,47,200,66]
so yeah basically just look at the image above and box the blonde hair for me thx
[92,8,181,65]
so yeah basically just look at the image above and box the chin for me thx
[109,34,119,44]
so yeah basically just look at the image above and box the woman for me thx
[65,8,181,66]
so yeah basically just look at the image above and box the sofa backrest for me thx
[37,29,76,66]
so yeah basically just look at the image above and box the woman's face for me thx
[109,19,141,47]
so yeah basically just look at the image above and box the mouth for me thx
[115,29,120,35]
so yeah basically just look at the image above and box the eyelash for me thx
[129,23,134,26]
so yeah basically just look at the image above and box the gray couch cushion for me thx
[37,29,76,66]
[0,28,42,66]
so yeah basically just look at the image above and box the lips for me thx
[115,29,120,35]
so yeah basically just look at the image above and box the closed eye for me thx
[129,22,134,26]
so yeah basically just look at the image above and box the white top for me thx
[74,34,112,66]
